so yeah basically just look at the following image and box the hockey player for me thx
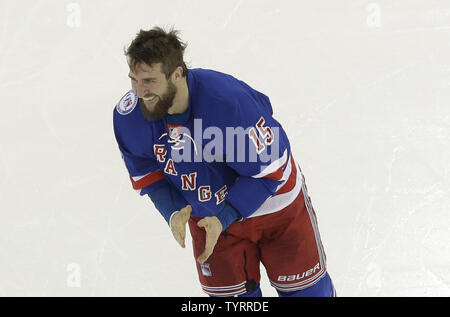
[113,26,335,297]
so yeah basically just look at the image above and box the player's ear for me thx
[171,66,183,82]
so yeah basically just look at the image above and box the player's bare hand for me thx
[196,216,222,264]
[170,205,192,248]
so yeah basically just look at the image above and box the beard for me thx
[139,81,177,121]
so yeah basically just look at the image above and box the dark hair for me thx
[125,26,188,79]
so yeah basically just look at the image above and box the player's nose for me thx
[136,83,148,99]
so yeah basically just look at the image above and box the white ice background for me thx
[0,0,449,296]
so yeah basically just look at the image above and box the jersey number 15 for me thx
[248,117,274,154]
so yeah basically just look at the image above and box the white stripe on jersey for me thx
[201,281,247,297]
[130,171,153,182]
[252,149,288,178]
[201,281,246,291]
[247,159,302,219]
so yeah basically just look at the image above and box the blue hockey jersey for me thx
[113,69,303,220]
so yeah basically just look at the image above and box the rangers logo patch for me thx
[200,263,212,277]
[116,90,138,115]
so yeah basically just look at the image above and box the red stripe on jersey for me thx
[130,170,164,189]
[275,155,297,195]
[263,157,289,181]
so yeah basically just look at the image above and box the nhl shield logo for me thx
[200,263,212,277]
[158,124,199,154]
[116,90,138,115]
[168,126,181,139]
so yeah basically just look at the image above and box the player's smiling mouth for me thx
[143,95,157,102]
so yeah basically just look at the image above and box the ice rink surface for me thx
[0,0,449,297]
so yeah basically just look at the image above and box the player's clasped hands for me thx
[169,204,222,264]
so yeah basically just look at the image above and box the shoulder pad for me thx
[116,90,138,115]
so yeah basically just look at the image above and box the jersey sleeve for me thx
[118,144,168,196]
[113,102,167,196]
[113,94,190,224]
[214,86,292,219]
